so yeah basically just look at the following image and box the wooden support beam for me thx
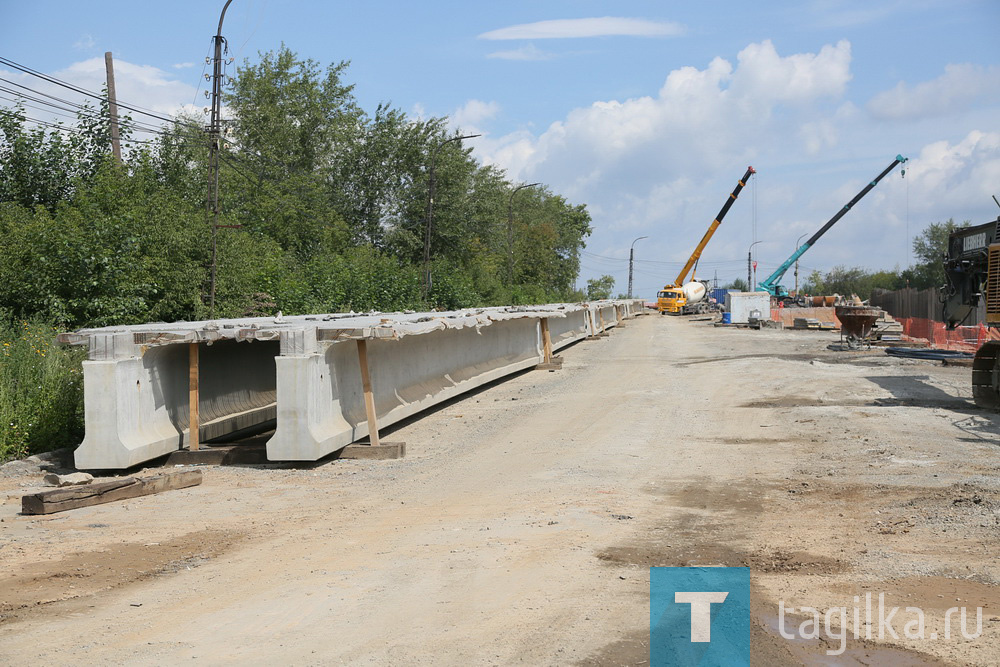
[541,318,553,363]
[21,470,203,515]
[189,342,200,451]
[357,339,380,446]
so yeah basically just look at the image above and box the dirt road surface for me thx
[1,314,998,665]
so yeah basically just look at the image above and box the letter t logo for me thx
[675,591,729,642]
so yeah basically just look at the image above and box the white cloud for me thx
[0,58,201,136]
[806,1,903,28]
[56,58,200,119]
[466,38,1000,285]
[73,34,96,50]
[451,99,500,135]
[867,64,1000,121]
[486,45,555,61]
[478,17,685,40]
[173,62,195,70]
[730,40,852,105]
[480,40,853,197]
[904,131,1000,211]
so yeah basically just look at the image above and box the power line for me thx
[0,83,172,136]
[0,55,206,133]
[0,107,156,144]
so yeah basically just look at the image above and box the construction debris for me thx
[42,472,94,487]
[21,470,202,515]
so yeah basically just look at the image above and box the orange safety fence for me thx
[895,317,1000,351]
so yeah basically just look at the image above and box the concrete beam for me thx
[62,301,642,468]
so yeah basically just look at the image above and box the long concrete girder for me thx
[60,301,643,469]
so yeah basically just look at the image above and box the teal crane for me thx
[756,155,908,299]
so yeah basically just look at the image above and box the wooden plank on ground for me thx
[21,470,203,515]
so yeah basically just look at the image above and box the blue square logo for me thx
[650,567,755,666]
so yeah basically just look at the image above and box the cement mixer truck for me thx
[657,166,755,315]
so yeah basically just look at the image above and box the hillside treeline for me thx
[0,47,592,329]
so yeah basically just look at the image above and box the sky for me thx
[1,0,998,298]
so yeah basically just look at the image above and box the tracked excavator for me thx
[942,203,1000,408]
[657,166,755,315]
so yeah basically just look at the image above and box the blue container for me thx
[721,312,732,324]
[710,287,729,305]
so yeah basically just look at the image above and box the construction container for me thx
[725,292,772,324]
[710,288,729,306]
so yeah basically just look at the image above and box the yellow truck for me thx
[657,166,755,314]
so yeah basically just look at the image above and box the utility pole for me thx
[747,240,761,291]
[207,0,234,318]
[508,182,541,283]
[104,52,121,164]
[794,233,808,296]
[422,133,479,301]
[628,236,647,299]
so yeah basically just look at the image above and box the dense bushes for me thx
[0,46,596,459]
[0,316,85,461]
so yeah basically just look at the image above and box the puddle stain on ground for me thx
[581,479,961,665]
[0,528,243,624]
[740,397,976,410]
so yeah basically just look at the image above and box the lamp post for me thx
[628,236,648,299]
[794,233,809,297]
[207,0,234,319]
[748,240,762,290]
[507,182,541,283]
[423,133,480,301]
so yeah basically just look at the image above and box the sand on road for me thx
[1,314,998,665]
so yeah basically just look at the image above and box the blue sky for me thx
[2,1,999,297]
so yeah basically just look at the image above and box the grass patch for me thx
[0,317,85,462]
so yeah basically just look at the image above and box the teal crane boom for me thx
[756,154,908,298]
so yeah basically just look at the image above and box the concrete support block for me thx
[338,441,406,460]
[74,340,278,470]
[535,357,564,371]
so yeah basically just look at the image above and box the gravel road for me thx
[1,314,997,665]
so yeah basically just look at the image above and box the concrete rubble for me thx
[43,472,94,487]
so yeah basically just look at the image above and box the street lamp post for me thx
[748,240,762,290]
[423,133,480,301]
[507,182,541,283]
[794,233,809,297]
[207,0,234,319]
[628,236,648,299]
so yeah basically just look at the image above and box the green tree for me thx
[815,265,904,300]
[802,270,825,295]
[224,46,358,257]
[907,218,965,289]
[586,275,615,300]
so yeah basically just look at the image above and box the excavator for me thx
[942,203,1000,409]
[657,166,755,314]
[756,155,908,301]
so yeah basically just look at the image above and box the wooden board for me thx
[21,470,203,515]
